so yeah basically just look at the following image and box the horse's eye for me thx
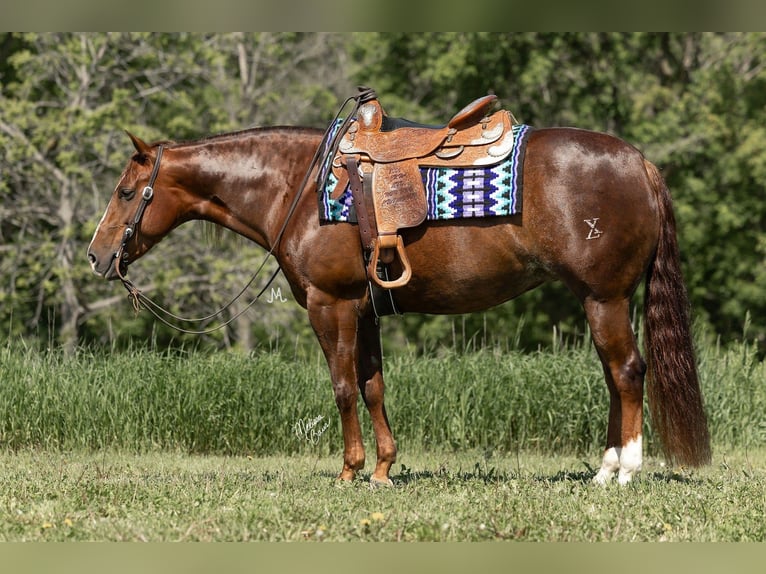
[119,188,136,200]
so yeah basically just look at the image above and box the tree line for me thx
[1,33,764,354]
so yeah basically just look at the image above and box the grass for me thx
[0,335,763,542]
[0,335,763,456]
[1,448,765,542]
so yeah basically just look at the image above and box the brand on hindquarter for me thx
[584,218,604,240]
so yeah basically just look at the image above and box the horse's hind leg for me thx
[584,297,647,485]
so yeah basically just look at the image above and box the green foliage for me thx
[351,32,766,353]
[1,33,765,354]
[0,32,349,352]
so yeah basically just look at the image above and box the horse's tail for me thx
[642,159,711,467]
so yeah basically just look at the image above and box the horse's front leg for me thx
[357,311,396,486]
[308,292,366,482]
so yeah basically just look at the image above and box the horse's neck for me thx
[180,129,320,250]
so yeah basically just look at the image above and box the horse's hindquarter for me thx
[528,128,660,299]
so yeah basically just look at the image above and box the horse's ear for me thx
[125,130,151,156]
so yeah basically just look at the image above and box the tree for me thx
[351,32,766,351]
[0,32,352,352]
[2,33,764,353]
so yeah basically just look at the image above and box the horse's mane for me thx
[153,125,324,149]
[138,125,326,245]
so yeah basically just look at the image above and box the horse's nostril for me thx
[87,251,97,266]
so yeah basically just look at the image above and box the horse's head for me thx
[88,132,181,280]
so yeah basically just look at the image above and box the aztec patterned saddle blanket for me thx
[316,88,532,289]
[319,122,530,223]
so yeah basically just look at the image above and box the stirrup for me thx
[367,235,411,289]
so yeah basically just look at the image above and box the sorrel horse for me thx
[88,116,711,486]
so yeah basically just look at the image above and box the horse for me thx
[87,116,711,486]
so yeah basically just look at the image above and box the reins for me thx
[114,88,373,335]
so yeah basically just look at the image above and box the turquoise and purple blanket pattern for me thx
[318,123,532,224]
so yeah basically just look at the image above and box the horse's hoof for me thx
[617,470,637,485]
[369,476,393,488]
[334,471,356,486]
[592,470,613,486]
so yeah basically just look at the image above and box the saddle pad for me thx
[318,124,532,224]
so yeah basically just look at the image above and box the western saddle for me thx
[324,87,516,289]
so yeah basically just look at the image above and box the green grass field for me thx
[1,449,764,541]
[0,337,764,541]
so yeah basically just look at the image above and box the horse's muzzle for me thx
[87,250,124,281]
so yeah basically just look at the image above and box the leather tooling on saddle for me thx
[317,88,531,290]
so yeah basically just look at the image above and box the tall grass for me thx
[0,344,333,454]
[386,346,607,455]
[0,333,763,456]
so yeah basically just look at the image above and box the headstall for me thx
[114,145,164,279]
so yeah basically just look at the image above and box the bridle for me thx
[114,145,164,277]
